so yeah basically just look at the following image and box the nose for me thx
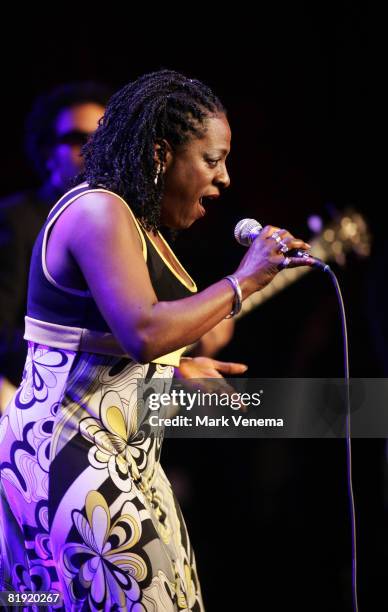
[215,163,231,190]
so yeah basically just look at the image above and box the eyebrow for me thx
[208,148,230,155]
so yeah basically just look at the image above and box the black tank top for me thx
[25,184,197,366]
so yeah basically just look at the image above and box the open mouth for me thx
[199,194,219,216]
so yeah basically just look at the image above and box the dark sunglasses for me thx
[54,130,90,146]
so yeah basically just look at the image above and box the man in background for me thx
[0,82,111,408]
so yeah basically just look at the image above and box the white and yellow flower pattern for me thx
[0,347,204,611]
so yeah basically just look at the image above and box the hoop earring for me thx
[154,163,162,186]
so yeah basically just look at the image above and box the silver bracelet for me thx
[224,274,243,318]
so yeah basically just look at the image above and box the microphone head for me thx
[234,218,263,246]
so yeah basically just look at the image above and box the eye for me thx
[205,158,221,167]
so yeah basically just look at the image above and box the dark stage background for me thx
[1,8,385,611]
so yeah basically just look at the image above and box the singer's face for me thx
[160,113,231,229]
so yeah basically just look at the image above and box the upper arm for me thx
[65,192,158,359]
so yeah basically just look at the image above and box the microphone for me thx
[234,218,330,271]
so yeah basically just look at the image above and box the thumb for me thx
[212,361,248,375]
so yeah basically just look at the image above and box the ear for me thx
[153,139,173,169]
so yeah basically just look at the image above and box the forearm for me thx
[137,272,253,362]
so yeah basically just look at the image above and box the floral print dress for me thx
[0,185,204,611]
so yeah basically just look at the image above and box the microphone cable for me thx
[234,218,358,609]
[324,266,358,612]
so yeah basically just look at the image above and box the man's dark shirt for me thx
[0,183,60,385]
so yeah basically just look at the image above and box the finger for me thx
[281,255,317,269]
[266,228,312,251]
[283,238,312,250]
[269,231,311,247]
[211,361,248,374]
[260,225,281,239]
[266,227,288,240]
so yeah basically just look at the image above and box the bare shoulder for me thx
[65,191,143,254]
[68,191,132,228]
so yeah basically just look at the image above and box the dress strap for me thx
[41,185,148,296]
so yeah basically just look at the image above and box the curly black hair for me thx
[25,81,112,180]
[81,70,226,231]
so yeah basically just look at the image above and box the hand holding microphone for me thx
[232,218,329,296]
